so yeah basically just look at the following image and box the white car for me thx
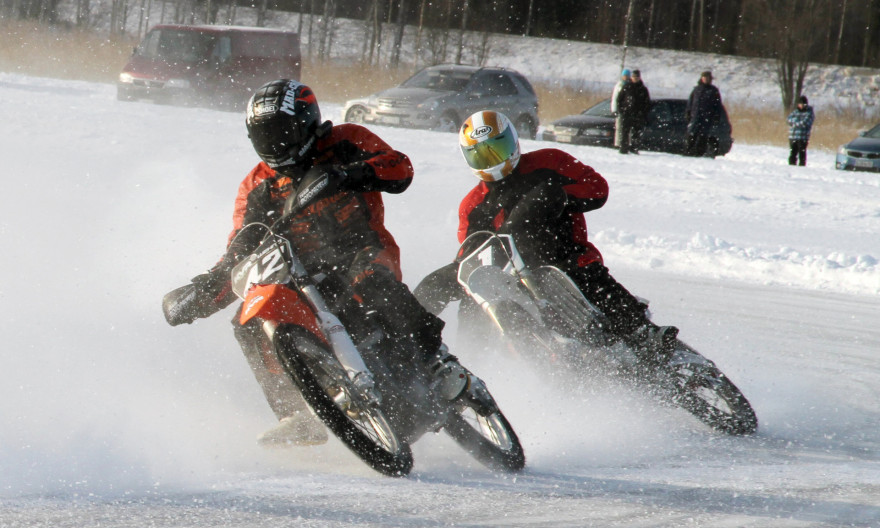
[342,64,539,138]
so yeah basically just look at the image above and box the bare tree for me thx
[224,0,237,25]
[455,0,469,64]
[646,0,656,46]
[440,0,453,61]
[620,0,635,71]
[740,0,826,112]
[75,0,91,26]
[475,30,491,65]
[317,0,337,61]
[414,0,427,64]
[390,0,406,68]
[255,0,268,27]
[862,0,878,67]
[306,0,315,60]
[361,0,384,66]
[524,0,534,36]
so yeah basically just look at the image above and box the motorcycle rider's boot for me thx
[257,413,328,447]
[630,322,679,365]
[425,344,471,401]
[425,345,497,416]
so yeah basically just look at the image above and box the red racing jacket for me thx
[457,148,609,267]
[227,122,414,278]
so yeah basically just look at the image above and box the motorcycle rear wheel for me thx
[444,406,525,472]
[277,327,414,476]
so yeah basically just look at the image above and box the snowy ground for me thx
[0,73,878,527]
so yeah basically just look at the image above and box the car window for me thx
[471,73,519,96]
[236,33,297,58]
[511,72,536,96]
[583,100,614,118]
[651,101,672,122]
[864,124,880,138]
[402,69,472,91]
[669,100,687,119]
[137,30,161,57]
[212,36,232,63]
[137,30,215,63]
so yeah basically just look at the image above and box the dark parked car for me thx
[835,124,880,172]
[342,64,540,138]
[117,24,301,109]
[541,98,733,156]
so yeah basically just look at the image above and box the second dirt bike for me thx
[215,175,525,476]
[455,231,758,436]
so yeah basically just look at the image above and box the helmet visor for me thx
[248,117,305,167]
[461,130,518,171]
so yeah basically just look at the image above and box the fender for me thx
[240,283,326,343]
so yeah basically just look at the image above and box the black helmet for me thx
[246,79,321,169]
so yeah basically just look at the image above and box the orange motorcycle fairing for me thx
[240,283,326,343]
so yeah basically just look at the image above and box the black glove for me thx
[242,179,277,226]
[501,179,568,234]
[336,161,373,192]
[284,165,348,214]
[162,269,234,326]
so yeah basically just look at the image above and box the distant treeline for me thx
[5,0,874,69]
[288,0,880,69]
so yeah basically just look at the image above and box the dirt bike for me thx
[454,231,758,436]
[210,175,525,477]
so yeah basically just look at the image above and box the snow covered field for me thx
[0,72,878,526]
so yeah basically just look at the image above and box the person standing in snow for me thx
[610,68,631,149]
[616,69,651,154]
[414,110,680,366]
[162,79,470,447]
[685,70,724,157]
[787,95,815,166]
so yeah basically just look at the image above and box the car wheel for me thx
[436,112,460,133]
[514,116,537,140]
[345,105,368,123]
[116,85,134,102]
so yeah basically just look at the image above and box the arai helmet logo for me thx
[470,125,493,139]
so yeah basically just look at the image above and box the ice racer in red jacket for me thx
[414,110,678,363]
[163,80,469,446]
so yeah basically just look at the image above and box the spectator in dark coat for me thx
[685,71,724,157]
[616,69,651,154]
[787,95,815,166]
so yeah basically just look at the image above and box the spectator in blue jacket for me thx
[787,95,815,166]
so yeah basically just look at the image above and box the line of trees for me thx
[3,0,873,111]
[311,0,880,70]
[5,0,877,70]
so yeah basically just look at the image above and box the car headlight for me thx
[543,124,556,133]
[837,145,848,155]
[165,78,191,89]
[118,73,133,83]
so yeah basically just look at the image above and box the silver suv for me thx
[342,64,539,138]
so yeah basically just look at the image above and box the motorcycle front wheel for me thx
[277,327,414,476]
[666,344,758,436]
[444,404,525,472]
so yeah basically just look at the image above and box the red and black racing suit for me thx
[415,148,651,340]
[215,122,444,418]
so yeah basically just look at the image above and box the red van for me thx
[117,24,301,109]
